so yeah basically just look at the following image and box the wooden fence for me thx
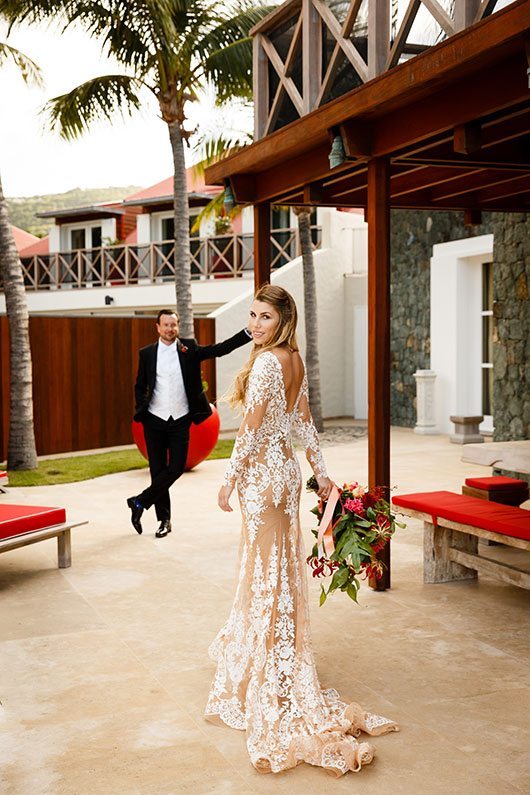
[0,316,216,460]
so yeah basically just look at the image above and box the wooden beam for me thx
[367,157,391,591]
[339,119,372,158]
[420,0,455,37]
[254,203,271,288]
[373,54,529,156]
[206,1,530,186]
[453,122,481,154]
[430,169,524,201]
[464,208,482,226]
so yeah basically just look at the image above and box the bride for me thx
[205,285,398,776]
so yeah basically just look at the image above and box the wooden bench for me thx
[0,504,87,569]
[392,491,530,591]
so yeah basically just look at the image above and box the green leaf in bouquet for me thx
[329,566,349,594]
[347,580,360,603]
[310,506,321,516]
[353,518,373,528]
[319,585,327,606]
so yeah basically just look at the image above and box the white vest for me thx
[149,340,190,421]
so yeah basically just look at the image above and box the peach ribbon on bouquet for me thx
[317,485,342,559]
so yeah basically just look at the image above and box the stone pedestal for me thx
[413,370,438,434]
[450,415,484,444]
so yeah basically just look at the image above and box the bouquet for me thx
[306,477,405,605]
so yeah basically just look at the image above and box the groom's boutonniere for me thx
[179,343,188,353]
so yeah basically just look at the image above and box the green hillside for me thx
[7,185,142,237]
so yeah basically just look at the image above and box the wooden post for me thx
[254,35,269,140]
[368,0,390,79]
[254,203,271,289]
[302,0,322,114]
[367,157,391,590]
[454,0,481,31]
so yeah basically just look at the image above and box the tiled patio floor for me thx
[1,428,529,794]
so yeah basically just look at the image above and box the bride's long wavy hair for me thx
[228,285,299,411]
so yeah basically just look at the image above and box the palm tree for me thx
[1,0,274,337]
[293,206,323,431]
[0,41,42,469]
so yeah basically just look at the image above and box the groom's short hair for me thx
[157,309,179,323]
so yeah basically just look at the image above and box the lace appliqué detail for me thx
[207,351,399,775]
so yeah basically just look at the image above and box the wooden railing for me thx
[19,227,322,290]
[252,0,515,137]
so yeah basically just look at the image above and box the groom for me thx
[128,308,251,537]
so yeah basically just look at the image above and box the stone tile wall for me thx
[390,210,493,427]
[492,213,530,441]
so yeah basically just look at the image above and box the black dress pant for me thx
[137,412,191,522]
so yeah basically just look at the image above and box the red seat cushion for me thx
[465,476,528,491]
[0,504,66,541]
[392,491,530,541]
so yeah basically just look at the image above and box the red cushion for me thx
[392,491,530,541]
[465,476,528,492]
[0,504,66,541]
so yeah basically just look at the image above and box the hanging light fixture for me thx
[328,135,346,169]
[223,181,235,212]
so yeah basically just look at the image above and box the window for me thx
[70,228,86,250]
[481,261,493,419]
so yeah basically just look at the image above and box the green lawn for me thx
[7,439,235,487]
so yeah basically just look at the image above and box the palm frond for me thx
[193,4,275,58]
[44,74,143,139]
[202,38,253,103]
[0,41,43,86]
[192,129,251,177]
[0,0,69,29]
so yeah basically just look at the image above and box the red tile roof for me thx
[124,169,221,205]
[19,235,50,257]
[11,226,38,252]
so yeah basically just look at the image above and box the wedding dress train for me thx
[205,351,398,776]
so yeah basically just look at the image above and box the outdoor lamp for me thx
[223,182,235,212]
[328,135,346,169]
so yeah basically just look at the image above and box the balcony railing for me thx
[20,227,322,290]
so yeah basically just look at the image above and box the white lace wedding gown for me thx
[205,351,398,776]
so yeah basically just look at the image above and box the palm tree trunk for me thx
[296,208,324,432]
[168,122,194,337]
[0,172,37,469]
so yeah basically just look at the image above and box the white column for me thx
[413,370,438,434]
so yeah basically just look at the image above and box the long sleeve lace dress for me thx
[205,351,398,776]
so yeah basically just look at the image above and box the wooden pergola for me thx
[205,0,530,588]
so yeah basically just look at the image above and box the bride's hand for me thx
[218,484,234,512]
[316,476,334,500]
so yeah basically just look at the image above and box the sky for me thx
[0,19,253,198]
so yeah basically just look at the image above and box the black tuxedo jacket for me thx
[134,328,250,425]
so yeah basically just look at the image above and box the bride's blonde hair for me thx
[228,284,299,410]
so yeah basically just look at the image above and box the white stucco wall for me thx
[210,208,369,431]
[0,276,254,316]
[430,234,494,434]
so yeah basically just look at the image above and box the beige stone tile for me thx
[1,707,255,795]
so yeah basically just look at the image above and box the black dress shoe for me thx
[127,497,144,534]
[155,520,172,538]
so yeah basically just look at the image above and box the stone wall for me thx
[390,210,492,427]
[492,213,530,441]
